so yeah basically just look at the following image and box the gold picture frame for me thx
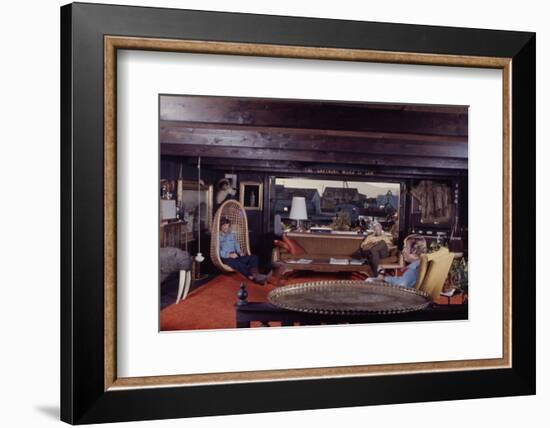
[239,181,264,211]
[104,34,511,391]
[177,179,214,232]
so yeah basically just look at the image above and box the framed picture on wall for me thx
[177,179,213,233]
[239,181,263,210]
[224,173,238,190]
[61,2,535,424]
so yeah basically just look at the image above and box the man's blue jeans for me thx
[222,254,259,277]
[384,260,421,288]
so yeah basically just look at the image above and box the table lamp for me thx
[289,196,308,231]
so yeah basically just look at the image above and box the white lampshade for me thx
[289,196,308,220]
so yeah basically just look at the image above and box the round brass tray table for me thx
[267,280,431,315]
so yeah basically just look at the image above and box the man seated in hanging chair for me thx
[219,217,267,285]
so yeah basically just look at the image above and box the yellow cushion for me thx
[416,247,454,301]
[414,256,430,290]
[413,247,449,290]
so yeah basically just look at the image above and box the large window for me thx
[273,177,400,229]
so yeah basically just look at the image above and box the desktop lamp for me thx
[289,196,308,232]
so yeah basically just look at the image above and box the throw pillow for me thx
[273,239,291,253]
[282,235,305,256]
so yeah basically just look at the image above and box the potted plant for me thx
[450,257,468,297]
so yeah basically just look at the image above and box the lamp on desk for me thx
[289,196,308,232]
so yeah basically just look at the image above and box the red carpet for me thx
[160,272,464,331]
[160,272,359,331]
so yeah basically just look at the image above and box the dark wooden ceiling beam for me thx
[205,165,465,179]
[160,124,467,159]
[179,156,466,176]
[161,143,467,169]
[160,121,467,143]
[160,95,468,137]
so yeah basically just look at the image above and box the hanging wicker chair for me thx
[210,199,251,273]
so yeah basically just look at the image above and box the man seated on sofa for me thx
[359,222,395,275]
[367,237,427,288]
[219,216,267,285]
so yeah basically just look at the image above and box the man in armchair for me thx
[367,236,428,288]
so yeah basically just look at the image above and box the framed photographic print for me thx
[61,2,535,425]
[175,179,213,233]
[225,173,238,189]
[239,181,263,210]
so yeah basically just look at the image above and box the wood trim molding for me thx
[104,35,117,390]
[104,35,513,391]
[105,36,511,68]
[502,62,512,366]
[110,357,508,390]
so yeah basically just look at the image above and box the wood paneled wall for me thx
[159,95,469,266]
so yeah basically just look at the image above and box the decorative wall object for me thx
[216,177,237,205]
[224,173,238,191]
[410,180,452,224]
[178,179,213,234]
[239,181,263,210]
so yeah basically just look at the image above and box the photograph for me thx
[158,94,469,331]
[56,2,537,424]
[225,173,238,189]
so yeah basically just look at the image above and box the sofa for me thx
[270,231,400,285]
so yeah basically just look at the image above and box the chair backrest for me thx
[414,247,454,301]
[210,200,251,272]
[285,232,364,257]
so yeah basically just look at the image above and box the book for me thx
[329,258,349,265]
[287,259,313,264]
[309,227,333,234]
[440,288,456,297]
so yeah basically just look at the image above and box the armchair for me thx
[414,247,455,301]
